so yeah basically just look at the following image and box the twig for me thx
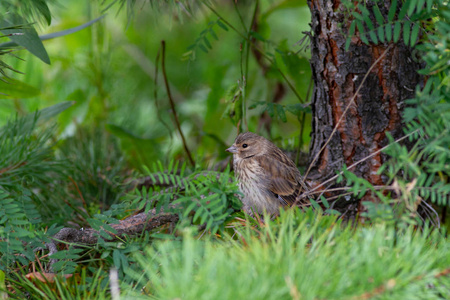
[153,44,173,139]
[161,40,195,167]
[247,1,259,86]
[239,43,247,132]
[203,1,304,103]
[296,76,313,164]
[277,69,304,102]
[304,44,393,180]
[239,0,259,131]
[203,2,247,40]
[298,130,417,201]
[296,111,306,165]
[68,176,87,209]
[233,1,248,33]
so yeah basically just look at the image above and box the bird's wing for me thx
[255,155,303,206]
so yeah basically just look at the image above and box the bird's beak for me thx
[226,145,238,153]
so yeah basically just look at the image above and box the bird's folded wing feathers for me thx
[255,155,302,205]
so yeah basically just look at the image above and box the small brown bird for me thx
[226,132,308,215]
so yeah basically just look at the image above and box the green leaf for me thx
[410,23,420,46]
[199,44,208,53]
[217,20,228,31]
[346,21,356,50]
[33,101,75,123]
[385,24,392,42]
[393,21,402,43]
[309,199,322,211]
[398,0,410,19]
[373,5,385,26]
[321,196,330,209]
[407,0,416,16]
[113,250,122,268]
[403,21,411,45]
[0,78,40,99]
[275,104,287,122]
[416,0,425,14]
[378,26,385,43]
[250,31,265,42]
[209,28,218,40]
[203,37,212,49]
[388,0,398,22]
[101,223,118,234]
[285,103,311,115]
[357,4,370,17]
[351,12,363,21]
[356,20,369,44]
[363,14,374,31]
[426,0,433,13]
[267,103,275,117]
[34,0,52,25]
[184,202,198,217]
[248,102,258,110]
[369,30,378,44]
[193,207,203,223]
[0,18,50,64]
[49,249,83,260]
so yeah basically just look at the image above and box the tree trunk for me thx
[306,1,424,204]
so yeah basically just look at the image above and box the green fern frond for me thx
[126,162,240,234]
[344,0,445,49]
[183,19,229,61]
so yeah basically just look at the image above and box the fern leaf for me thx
[398,0,410,19]
[410,23,420,46]
[388,0,398,22]
[403,21,411,46]
[373,5,385,26]
[356,20,369,44]
[357,4,371,17]
[407,0,418,16]
[378,26,385,43]
[369,30,379,44]
[393,21,402,42]
[385,24,392,41]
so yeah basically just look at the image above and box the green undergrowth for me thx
[126,209,450,300]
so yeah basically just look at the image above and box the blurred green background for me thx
[1,0,312,170]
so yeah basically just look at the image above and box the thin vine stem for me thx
[161,40,195,167]
[203,1,304,103]
[298,129,418,201]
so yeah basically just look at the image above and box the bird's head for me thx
[226,132,268,159]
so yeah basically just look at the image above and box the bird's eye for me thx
[242,144,248,148]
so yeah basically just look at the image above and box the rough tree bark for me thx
[306,1,424,207]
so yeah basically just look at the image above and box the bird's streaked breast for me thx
[233,155,281,215]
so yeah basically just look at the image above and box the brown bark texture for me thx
[45,208,178,272]
[50,209,178,246]
[306,1,424,194]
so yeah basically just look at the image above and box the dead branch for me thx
[44,208,179,272]
[50,209,178,246]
